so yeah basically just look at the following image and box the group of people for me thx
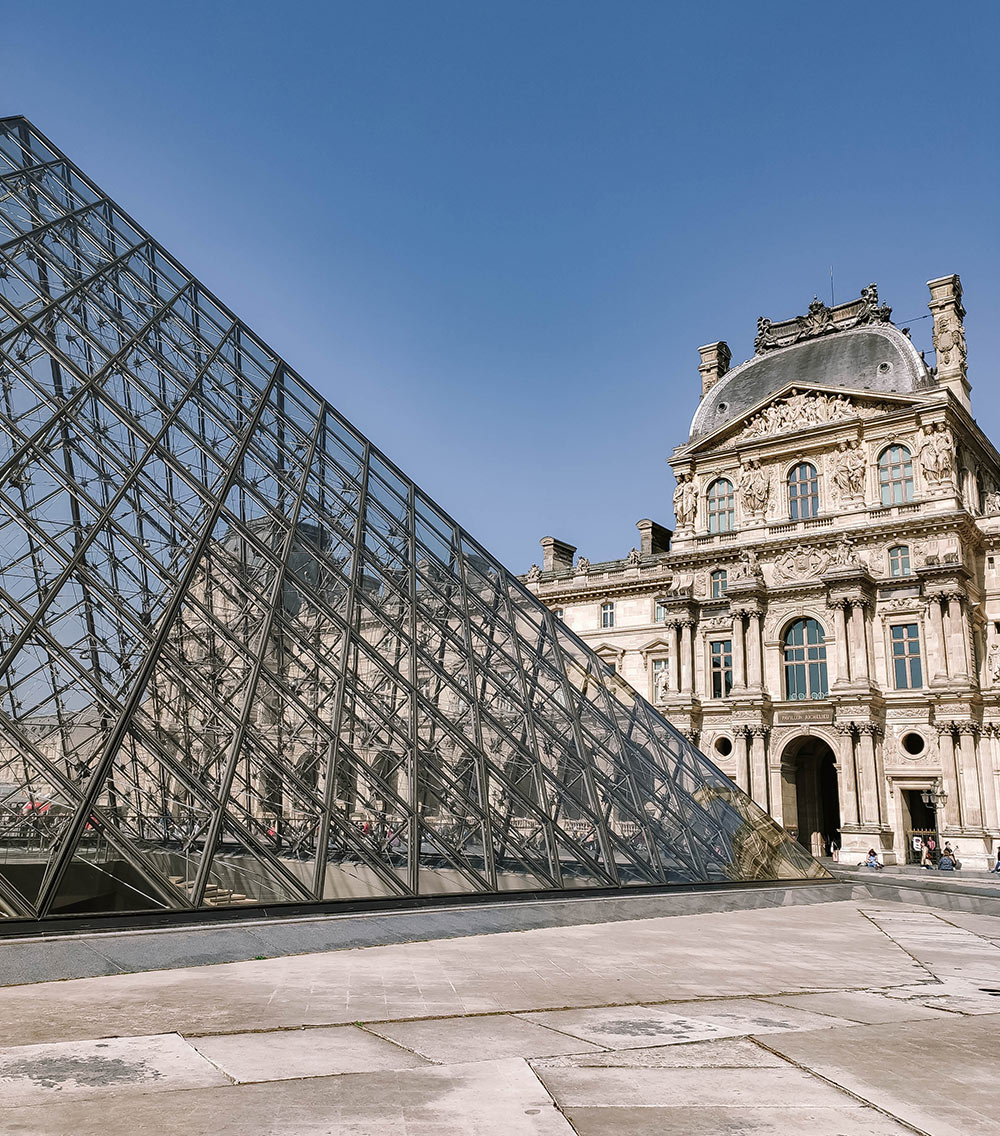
[863,838,963,871]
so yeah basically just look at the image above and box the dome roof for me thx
[689,323,934,441]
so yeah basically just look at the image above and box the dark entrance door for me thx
[786,737,841,856]
[902,789,938,864]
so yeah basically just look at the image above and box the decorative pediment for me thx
[735,389,895,443]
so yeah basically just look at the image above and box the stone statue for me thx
[830,438,865,498]
[833,535,861,569]
[731,548,761,581]
[626,547,642,567]
[984,490,1000,516]
[989,641,1000,685]
[526,564,541,583]
[916,424,941,482]
[738,458,770,515]
[575,556,590,574]
[673,473,697,528]
[653,665,670,703]
[933,422,956,483]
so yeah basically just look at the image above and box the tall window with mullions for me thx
[878,445,914,505]
[890,623,923,689]
[787,462,819,519]
[783,618,828,700]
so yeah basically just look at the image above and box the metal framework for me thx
[0,117,824,925]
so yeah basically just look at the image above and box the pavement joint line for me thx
[857,908,942,980]
[522,1056,581,1134]
[749,1034,935,1136]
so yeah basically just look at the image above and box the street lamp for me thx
[920,779,948,809]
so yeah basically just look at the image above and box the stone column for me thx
[832,602,851,683]
[856,725,882,827]
[944,595,970,682]
[732,725,751,793]
[981,726,1000,831]
[936,726,963,829]
[836,727,860,827]
[849,602,871,682]
[667,621,682,693]
[680,620,694,695]
[731,611,746,691]
[746,610,763,690]
[926,596,949,680]
[956,725,984,828]
[749,726,769,811]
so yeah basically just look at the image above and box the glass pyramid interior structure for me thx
[0,117,825,927]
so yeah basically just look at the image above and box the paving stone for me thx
[562,1104,917,1134]
[0,1033,229,1105]
[366,1012,603,1063]
[188,1023,429,1081]
[531,1037,786,1069]
[536,1065,854,1108]
[0,940,123,987]
[763,1014,1000,1136]
[0,1057,574,1135]
[764,989,952,1024]
[519,1005,733,1048]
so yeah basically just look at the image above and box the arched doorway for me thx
[781,736,841,857]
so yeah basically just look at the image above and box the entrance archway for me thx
[781,736,841,857]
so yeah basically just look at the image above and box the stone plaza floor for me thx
[0,897,997,1134]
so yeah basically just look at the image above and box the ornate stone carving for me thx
[526,564,541,583]
[773,544,829,581]
[737,457,770,516]
[982,490,1000,515]
[830,438,866,499]
[575,556,590,574]
[915,422,956,485]
[932,310,967,371]
[738,390,854,440]
[754,284,892,354]
[672,473,697,528]
[626,547,642,567]
[730,547,762,582]
[988,640,1000,685]
[653,665,670,704]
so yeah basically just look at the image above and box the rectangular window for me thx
[552,608,564,621]
[601,602,615,628]
[654,598,667,622]
[890,623,923,689]
[710,640,733,699]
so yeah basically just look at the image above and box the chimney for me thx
[540,536,576,573]
[698,341,731,397]
[927,275,970,409]
[636,518,672,556]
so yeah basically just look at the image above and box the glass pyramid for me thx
[0,117,824,925]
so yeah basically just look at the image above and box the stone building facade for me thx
[524,276,1000,867]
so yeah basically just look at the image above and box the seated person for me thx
[864,848,883,870]
[938,852,956,870]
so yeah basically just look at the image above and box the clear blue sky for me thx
[3,2,998,569]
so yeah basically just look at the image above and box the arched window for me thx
[710,569,728,598]
[878,445,914,505]
[706,478,735,533]
[888,545,910,577]
[788,462,819,519]
[783,618,828,700]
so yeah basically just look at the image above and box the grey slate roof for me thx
[689,324,934,441]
